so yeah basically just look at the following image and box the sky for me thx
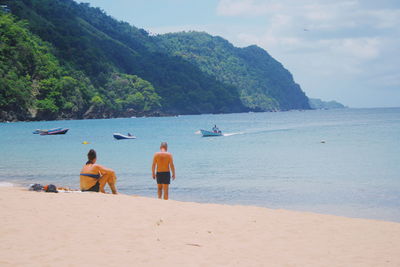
[77,0,400,108]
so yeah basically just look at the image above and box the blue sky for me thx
[77,0,400,108]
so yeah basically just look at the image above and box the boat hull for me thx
[200,129,223,137]
[33,127,62,134]
[113,133,136,140]
[40,128,69,135]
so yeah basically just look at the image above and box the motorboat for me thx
[33,127,62,134]
[200,129,223,137]
[40,128,69,135]
[113,133,136,140]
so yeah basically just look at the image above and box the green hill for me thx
[157,32,310,111]
[309,98,346,109]
[0,0,310,122]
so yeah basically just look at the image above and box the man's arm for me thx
[152,154,157,179]
[170,154,176,180]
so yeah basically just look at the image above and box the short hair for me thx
[160,142,168,149]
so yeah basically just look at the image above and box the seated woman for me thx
[80,149,117,194]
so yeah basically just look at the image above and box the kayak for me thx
[113,133,136,140]
[200,129,223,137]
[40,128,69,135]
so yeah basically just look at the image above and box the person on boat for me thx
[212,125,221,134]
[80,149,118,194]
[212,125,217,133]
[152,142,176,200]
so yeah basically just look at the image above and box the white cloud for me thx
[338,38,381,60]
[214,0,400,107]
[216,0,281,16]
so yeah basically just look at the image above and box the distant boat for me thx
[200,129,223,137]
[40,128,69,135]
[33,127,62,134]
[113,133,136,140]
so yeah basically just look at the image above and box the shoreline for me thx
[0,108,317,123]
[3,107,400,124]
[2,182,400,223]
[1,186,400,266]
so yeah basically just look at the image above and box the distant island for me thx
[309,98,347,110]
[0,0,310,122]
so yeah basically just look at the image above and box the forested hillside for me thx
[309,98,346,109]
[1,0,310,122]
[0,12,162,121]
[157,32,310,111]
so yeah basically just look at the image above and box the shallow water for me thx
[1,108,399,221]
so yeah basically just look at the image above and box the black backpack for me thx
[45,184,58,193]
[29,184,43,192]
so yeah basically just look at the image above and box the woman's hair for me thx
[86,149,97,165]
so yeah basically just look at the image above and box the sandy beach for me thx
[1,187,400,266]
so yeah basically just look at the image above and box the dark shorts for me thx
[82,181,100,192]
[156,172,171,185]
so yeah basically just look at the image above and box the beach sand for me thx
[1,187,400,266]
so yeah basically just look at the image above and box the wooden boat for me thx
[33,127,62,134]
[200,129,223,137]
[113,133,136,140]
[40,128,69,135]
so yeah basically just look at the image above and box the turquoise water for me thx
[1,108,399,222]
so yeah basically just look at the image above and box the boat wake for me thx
[223,132,244,137]
[196,128,290,137]
[195,130,243,137]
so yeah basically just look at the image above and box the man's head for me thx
[160,142,168,151]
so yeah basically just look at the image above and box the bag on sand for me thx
[45,184,58,193]
[29,184,43,192]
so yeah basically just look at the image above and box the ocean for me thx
[1,108,399,222]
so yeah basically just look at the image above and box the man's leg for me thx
[162,184,169,200]
[99,171,117,194]
[157,184,163,199]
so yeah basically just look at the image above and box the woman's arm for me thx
[95,164,114,176]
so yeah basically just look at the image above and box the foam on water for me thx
[0,182,15,187]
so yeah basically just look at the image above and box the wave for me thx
[0,181,15,187]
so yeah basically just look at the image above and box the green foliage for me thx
[103,73,161,112]
[0,9,163,120]
[0,12,101,120]
[36,98,58,113]
[309,98,346,109]
[4,0,246,116]
[91,95,104,107]
[1,0,310,121]
[157,32,310,111]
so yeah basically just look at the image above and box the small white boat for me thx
[200,129,223,137]
[113,133,136,140]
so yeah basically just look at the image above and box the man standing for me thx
[152,142,176,200]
